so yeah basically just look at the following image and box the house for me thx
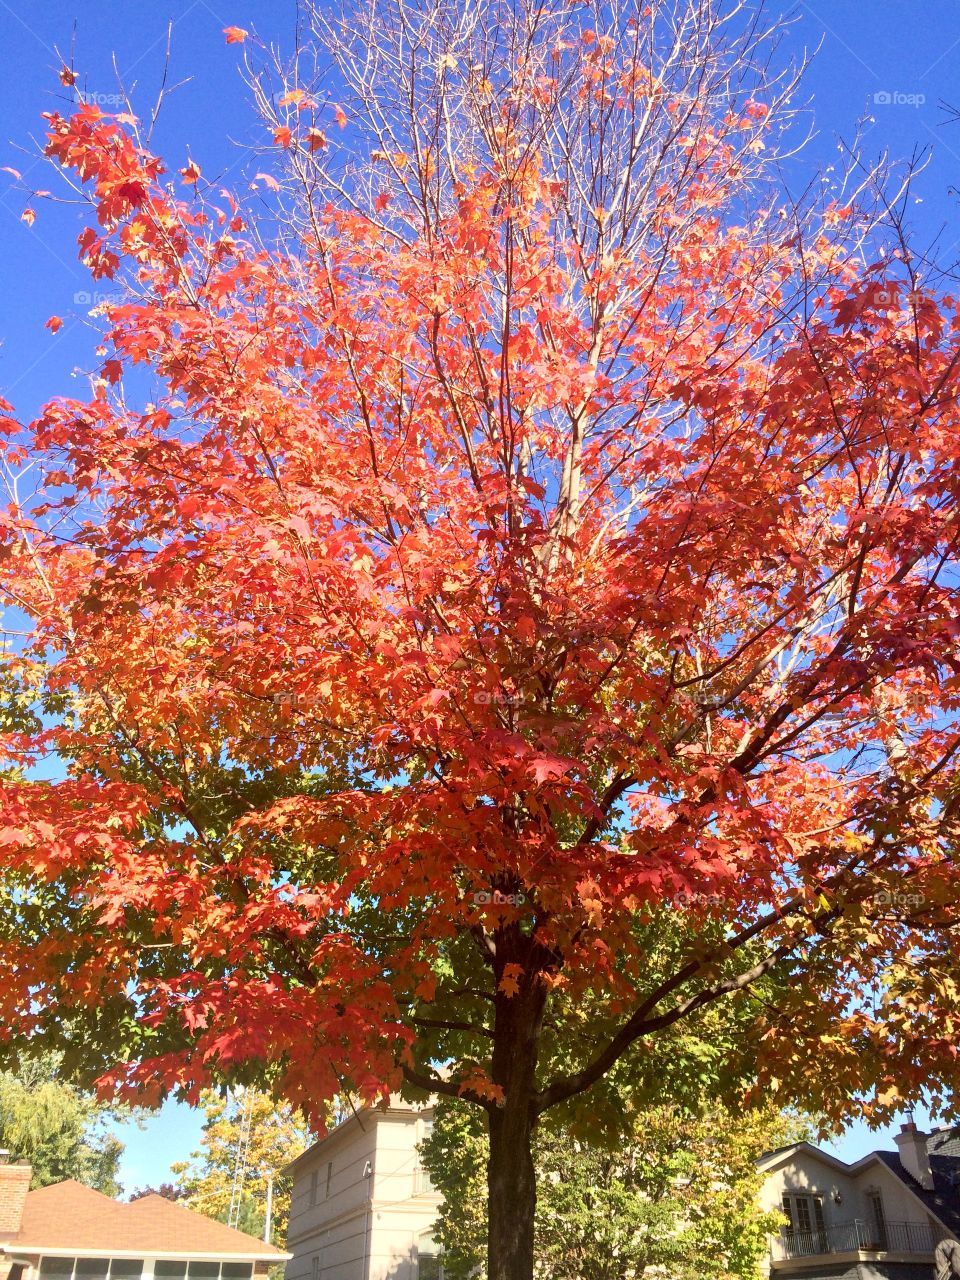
[284,1098,440,1280]
[0,1155,290,1280]
[757,1121,960,1278]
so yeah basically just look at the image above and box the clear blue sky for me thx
[0,0,958,1191]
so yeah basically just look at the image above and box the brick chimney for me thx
[895,1122,935,1190]
[0,1152,31,1239]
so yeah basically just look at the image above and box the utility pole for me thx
[263,1174,274,1245]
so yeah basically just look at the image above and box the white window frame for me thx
[37,1264,254,1280]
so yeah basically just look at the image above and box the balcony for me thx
[773,1219,936,1262]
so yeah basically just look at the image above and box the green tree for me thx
[171,1090,311,1244]
[422,1099,808,1280]
[0,1055,125,1193]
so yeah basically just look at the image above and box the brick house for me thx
[0,1157,290,1280]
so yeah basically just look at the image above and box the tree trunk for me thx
[487,1097,537,1280]
[486,958,546,1280]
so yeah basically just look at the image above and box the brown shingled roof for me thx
[5,1181,288,1258]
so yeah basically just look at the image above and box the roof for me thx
[3,1181,289,1260]
[875,1130,960,1239]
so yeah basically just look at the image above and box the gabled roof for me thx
[3,1181,289,1259]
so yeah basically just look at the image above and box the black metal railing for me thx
[775,1219,936,1258]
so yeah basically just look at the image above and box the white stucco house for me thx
[757,1121,960,1279]
[284,1099,440,1280]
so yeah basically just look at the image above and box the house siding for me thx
[285,1102,439,1280]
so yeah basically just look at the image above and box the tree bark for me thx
[487,1095,537,1280]
[486,959,546,1280]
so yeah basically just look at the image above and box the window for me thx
[782,1194,826,1240]
[310,1257,320,1280]
[415,1115,435,1194]
[309,1168,319,1208]
[38,1265,248,1280]
[74,1263,110,1280]
[325,1161,333,1199]
[109,1265,144,1280]
[416,1232,444,1280]
[40,1265,147,1280]
[157,1266,250,1280]
[867,1190,888,1249]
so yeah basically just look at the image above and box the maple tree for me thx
[1,0,960,1276]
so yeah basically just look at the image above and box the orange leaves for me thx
[498,963,524,997]
[45,315,63,334]
[457,1068,505,1105]
[278,89,311,109]
[223,25,248,43]
[8,28,960,1152]
[20,208,36,227]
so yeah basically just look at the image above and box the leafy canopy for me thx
[0,0,958,1142]
[171,1090,310,1242]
